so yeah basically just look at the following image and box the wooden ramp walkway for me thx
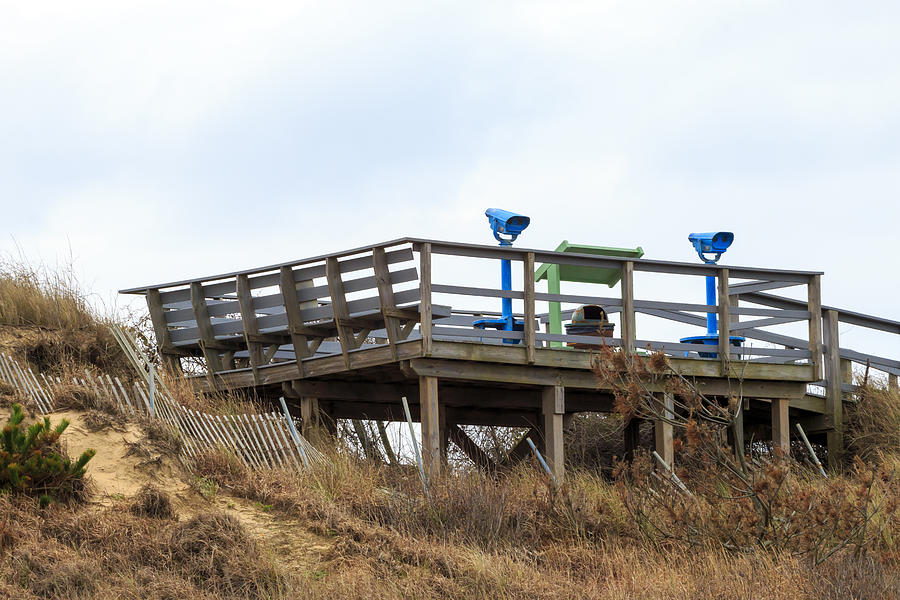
[120,238,900,479]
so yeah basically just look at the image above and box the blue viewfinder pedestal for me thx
[474,208,531,343]
[680,232,744,358]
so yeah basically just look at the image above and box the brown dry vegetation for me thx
[0,258,129,376]
[1,260,899,598]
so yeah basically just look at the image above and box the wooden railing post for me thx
[807,274,823,381]
[325,257,356,369]
[280,266,312,377]
[236,274,263,383]
[419,243,433,356]
[373,247,402,361]
[823,309,843,468]
[717,268,730,372]
[145,288,183,373]
[524,252,536,363]
[620,261,635,354]
[190,282,224,373]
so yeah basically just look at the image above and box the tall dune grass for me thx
[0,257,98,331]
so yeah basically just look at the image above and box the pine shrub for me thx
[0,403,94,505]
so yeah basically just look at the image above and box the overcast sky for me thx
[1,2,897,357]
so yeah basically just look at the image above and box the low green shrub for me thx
[0,403,94,505]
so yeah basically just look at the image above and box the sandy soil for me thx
[0,404,333,574]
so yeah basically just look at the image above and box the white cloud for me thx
[0,1,897,360]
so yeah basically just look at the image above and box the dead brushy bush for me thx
[130,484,176,520]
[191,445,633,553]
[51,380,119,414]
[846,379,900,462]
[618,447,900,563]
[1,493,289,599]
[167,512,284,594]
[141,416,183,455]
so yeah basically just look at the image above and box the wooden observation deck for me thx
[120,238,900,479]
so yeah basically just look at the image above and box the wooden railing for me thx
[416,240,824,376]
[120,238,898,389]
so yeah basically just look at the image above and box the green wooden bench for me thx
[535,241,644,347]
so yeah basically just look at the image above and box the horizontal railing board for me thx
[743,292,900,335]
[730,316,808,332]
[421,239,820,282]
[633,299,716,313]
[533,292,621,306]
[122,237,822,295]
[535,332,625,346]
[431,326,525,341]
[825,345,900,372]
[432,284,524,300]
[729,307,810,318]
[338,247,413,275]
[727,280,802,295]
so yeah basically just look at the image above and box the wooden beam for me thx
[408,357,808,399]
[654,392,674,467]
[717,268,730,372]
[419,243,433,356]
[807,274,824,382]
[190,282,224,372]
[420,375,440,478]
[373,247,402,361]
[448,424,497,471]
[501,427,540,467]
[326,257,356,369]
[772,397,790,455]
[620,261,635,354]
[524,252,536,363]
[541,385,565,481]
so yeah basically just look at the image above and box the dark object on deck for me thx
[566,305,614,348]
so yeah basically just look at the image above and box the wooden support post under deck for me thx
[524,252,536,363]
[624,418,640,461]
[807,274,824,382]
[419,375,441,478]
[732,398,745,462]
[439,402,448,463]
[541,385,565,482]
[889,374,899,394]
[654,393,674,468]
[771,397,790,456]
[300,397,319,435]
[419,243,433,356]
[717,268,730,372]
[824,309,843,468]
[620,261,635,354]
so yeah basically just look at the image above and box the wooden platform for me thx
[120,237,900,478]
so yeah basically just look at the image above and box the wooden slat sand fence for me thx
[0,352,322,471]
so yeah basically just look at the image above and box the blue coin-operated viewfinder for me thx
[486,208,531,246]
[680,231,743,358]
[474,208,531,343]
[688,231,734,264]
